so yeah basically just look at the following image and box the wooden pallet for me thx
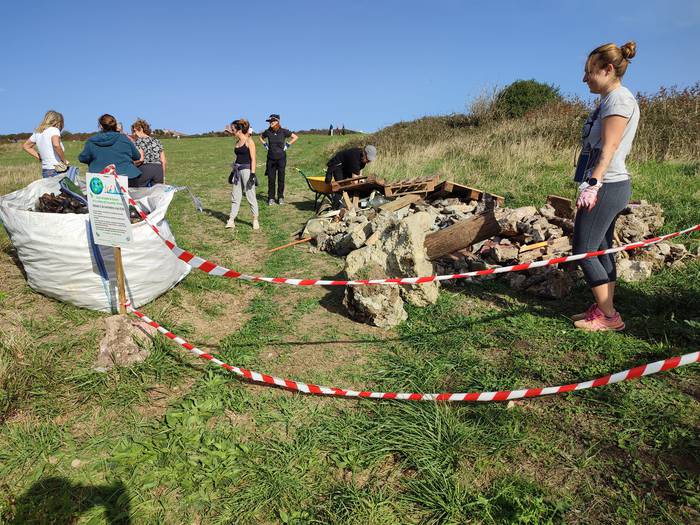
[330,174,385,195]
[429,180,505,207]
[383,174,441,197]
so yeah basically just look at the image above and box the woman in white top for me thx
[22,110,69,178]
[571,41,639,332]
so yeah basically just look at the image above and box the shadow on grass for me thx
[7,477,131,524]
[202,207,229,224]
[1,244,27,280]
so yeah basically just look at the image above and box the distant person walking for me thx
[329,124,333,136]
[131,118,167,186]
[259,114,297,205]
[22,110,69,178]
[571,41,639,332]
[78,114,142,182]
[227,119,260,231]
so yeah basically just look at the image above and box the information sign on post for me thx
[86,172,133,247]
[87,172,132,313]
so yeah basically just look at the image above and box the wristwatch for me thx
[587,178,600,187]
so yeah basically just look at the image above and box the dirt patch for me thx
[179,286,259,346]
[135,378,196,419]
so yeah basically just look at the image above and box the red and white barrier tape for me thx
[105,166,700,286]
[128,304,699,402]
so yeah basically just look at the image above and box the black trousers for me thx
[266,156,286,200]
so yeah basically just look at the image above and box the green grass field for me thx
[0,133,699,524]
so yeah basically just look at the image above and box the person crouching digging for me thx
[226,119,260,231]
[325,145,377,207]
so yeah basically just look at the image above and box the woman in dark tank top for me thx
[234,143,251,165]
[226,119,259,231]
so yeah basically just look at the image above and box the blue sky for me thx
[0,0,698,134]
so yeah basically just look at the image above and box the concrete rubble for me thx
[94,315,157,371]
[303,188,694,326]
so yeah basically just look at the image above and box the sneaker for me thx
[574,309,625,331]
[225,218,235,229]
[268,199,276,206]
[571,303,598,322]
[252,218,260,230]
[278,198,285,205]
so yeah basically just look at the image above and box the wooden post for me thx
[114,247,127,314]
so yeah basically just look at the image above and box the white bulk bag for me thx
[0,176,191,312]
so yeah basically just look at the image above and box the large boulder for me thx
[343,212,438,327]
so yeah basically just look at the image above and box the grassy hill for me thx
[0,105,699,523]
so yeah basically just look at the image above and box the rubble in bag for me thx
[36,192,89,214]
[298,175,696,326]
[34,192,146,223]
[0,178,190,313]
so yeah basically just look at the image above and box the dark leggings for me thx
[130,163,163,188]
[573,179,632,287]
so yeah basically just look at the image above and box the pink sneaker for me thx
[571,303,599,322]
[574,309,625,331]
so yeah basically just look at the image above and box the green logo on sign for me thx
[90,177,104,195]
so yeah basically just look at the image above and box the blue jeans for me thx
[42,166,79,181]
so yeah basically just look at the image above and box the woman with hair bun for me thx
[23,110,69,177]
[79,114,142,181]
[131,118,167,187]
[571,41,639,331]
[226,119,260,231]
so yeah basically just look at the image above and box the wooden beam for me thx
[424,211,500,260]
[379,194,421,213]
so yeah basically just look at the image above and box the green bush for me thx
[495,79,562,119]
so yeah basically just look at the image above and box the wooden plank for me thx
[380,194,422,213]
[424,211,500,260]
[546,195,574,219]
[342,191,353,210]
[519,240,548,254]
[352,194,359,209]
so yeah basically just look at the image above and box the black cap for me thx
[265,114,280,122]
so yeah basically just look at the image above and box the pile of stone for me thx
[302,191,694,327]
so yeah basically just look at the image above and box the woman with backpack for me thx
[571,41,639,332]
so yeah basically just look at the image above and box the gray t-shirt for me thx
[583,85,639,183]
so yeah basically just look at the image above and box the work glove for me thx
[576,182,600,210]
[284,142,291,151]
[246,173,258,190]
[263,142,269,150]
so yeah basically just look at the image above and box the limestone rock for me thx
[343,212,438,327]
[94,315,156,371]
[617,259,654,282]
[496,206,538,236]
[343,281,407,328]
